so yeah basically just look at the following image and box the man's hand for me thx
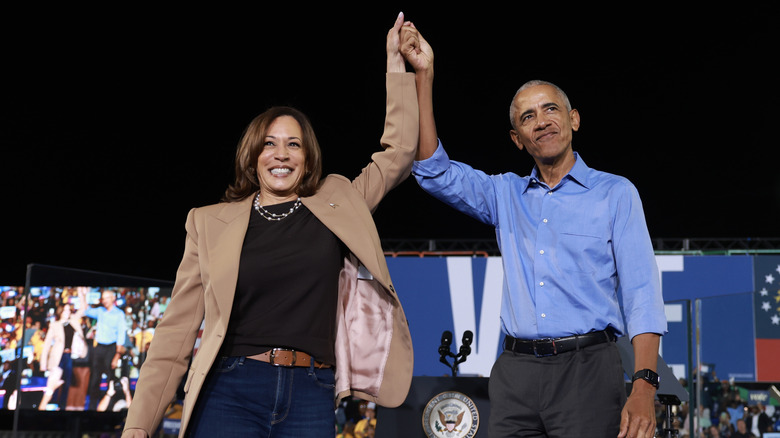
[618,333,661,438]
[618,381,657,438]
[400,22,433,77]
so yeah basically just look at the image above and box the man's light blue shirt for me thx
[85,305,127,346]
[412,141,667,340]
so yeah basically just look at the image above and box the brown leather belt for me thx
[246,348,331,369]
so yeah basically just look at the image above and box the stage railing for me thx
[381,237,780,256]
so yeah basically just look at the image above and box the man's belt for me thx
[504,328,616,357]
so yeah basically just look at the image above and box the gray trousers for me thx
[488,341,627,437]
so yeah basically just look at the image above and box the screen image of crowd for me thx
[0,285,170,412]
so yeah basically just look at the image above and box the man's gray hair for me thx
[509,80,572,129]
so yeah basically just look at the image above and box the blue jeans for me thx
[187,356,336,437]
[55,353,73,408]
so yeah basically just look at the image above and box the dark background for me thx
[3,6,779,284]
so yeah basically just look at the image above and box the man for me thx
[84,289,127,410]
[746,403,772,437]
[1,359,18,409]
[708,425,723,438]
[402,23,667,438]
[733,418,757,438]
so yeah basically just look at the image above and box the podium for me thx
[376,376,490,437]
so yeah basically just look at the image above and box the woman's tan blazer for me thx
[123,72,418,437]
[40,299,88,372]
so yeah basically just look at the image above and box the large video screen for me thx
[0,264,173,413]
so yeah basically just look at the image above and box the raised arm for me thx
[350,14,419,210]
[386,12,406,73]
[400,22,435,160]
[73,286,88,319]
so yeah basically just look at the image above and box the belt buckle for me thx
[269,348,296,367]
[532,338,557,357]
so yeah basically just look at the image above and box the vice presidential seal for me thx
[422,391,479,438]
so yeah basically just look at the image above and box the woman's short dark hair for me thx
[222,106,323,202]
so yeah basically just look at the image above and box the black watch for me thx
[632,369,660,389]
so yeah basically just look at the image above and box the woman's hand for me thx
[386,12,408,73]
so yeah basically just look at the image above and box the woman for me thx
[122,13,425,437]
[39,287,88,410]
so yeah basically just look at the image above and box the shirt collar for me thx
[527,151,591,191]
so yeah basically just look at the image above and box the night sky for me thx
[3,6,779,284]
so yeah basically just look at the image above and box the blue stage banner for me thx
[388,255,761,381]
[656,255,756,382]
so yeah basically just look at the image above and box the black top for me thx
[63,321,74,350]
[220,200,345,366]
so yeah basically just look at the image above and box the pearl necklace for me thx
[253,193,302,221]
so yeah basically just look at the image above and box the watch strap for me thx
[631,369,660,389]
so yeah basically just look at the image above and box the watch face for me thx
[648,374,659,384]
[648,370,659,383]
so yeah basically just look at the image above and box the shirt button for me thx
[539,281,544,287]
[539,250,545,255]
[541,313,547,318]
[547,191,553,195]
[543,218,548,223]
